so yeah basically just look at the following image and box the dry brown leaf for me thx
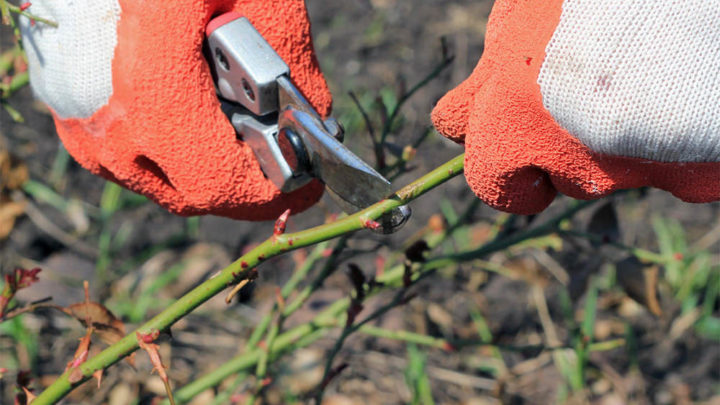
[0,197,25,240]
[0,147,28,192]
[0,144,28,240]
[64,301,127,345]
[616,257,662,316]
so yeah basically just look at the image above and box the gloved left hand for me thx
[20,0,332,220]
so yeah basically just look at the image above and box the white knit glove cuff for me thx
[538,0,720,163]
[20,0,121,119]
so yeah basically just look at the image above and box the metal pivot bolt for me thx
[277,129,310,175]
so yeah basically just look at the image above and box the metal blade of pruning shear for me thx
[206,12,411,233]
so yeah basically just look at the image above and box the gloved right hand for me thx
[432,0,720,214]
[20,0,332,221]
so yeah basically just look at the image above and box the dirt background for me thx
[1,0,719,404]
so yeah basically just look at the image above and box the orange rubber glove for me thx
[432,0,720,215]
[20,0,331,220]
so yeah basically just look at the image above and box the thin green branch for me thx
[33,154,465,405]
[4,3,58,27]
[245,241,330,349]
[558,229,668,263]
[0,0,10,25]
[427,199,597,266]
[379,47,453,144]
[168,198,602,403]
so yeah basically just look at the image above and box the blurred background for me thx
[1,0,718,403]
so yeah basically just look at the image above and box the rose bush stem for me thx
[169,196,600,403]
[33,154,465,404]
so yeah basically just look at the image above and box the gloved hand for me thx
[432,0,720,215]
[20,0,331,220]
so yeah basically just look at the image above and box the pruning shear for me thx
[206,12,410,233]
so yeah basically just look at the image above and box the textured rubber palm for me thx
[52,0,331,220]
[432,0,720,215]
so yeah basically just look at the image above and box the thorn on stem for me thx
[136,330,175,404]
[225,269,258,304]
[66,327,93,383]
[93,369,104,388]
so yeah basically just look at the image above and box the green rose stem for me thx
[171,196,599,403]
[33,154,466,404]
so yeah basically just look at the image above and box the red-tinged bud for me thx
[19,2,31,11]
[241,261,249,269]
[261,377,272,386]
[1,268,42,316]
[257,340,267,350]
[13,58,27,74]
[273,209,291,236]
[428,214,445,234]
[12,268,41,290]
[401,145,416,162]
[673,252,684,261]
[375,255,386,278]
[322,248,333,258]
[441,341,456,352]
[230,394,247,404]
[362,219,381,230]
[138,329,160,344]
